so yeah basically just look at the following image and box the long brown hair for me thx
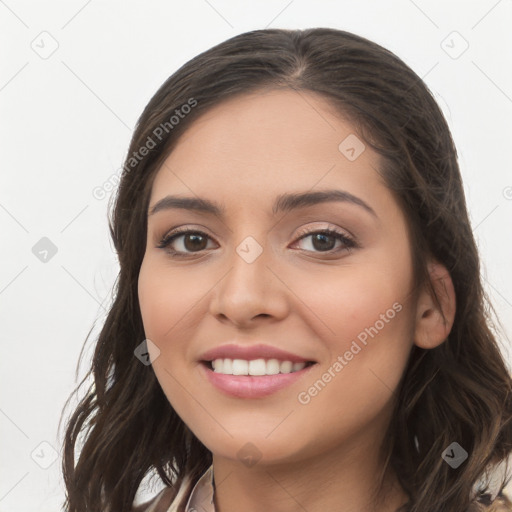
[59,28,512,512]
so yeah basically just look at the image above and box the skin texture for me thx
[138,89,456,512]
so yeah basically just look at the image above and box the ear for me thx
[414,261,456,349]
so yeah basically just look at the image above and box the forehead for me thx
[165,89,367,165]
[150,89,386,213]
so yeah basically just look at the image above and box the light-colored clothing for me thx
[140,465,215,512]
[173,465,215,512]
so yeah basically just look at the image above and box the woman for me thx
[60,28,512,512]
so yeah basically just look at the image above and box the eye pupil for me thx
[184,234,207,251]
[312,233,336,251]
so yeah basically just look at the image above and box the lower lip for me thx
[199,362,316,398]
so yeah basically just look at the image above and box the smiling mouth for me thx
[202,358,317,376]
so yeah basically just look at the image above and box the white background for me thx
[1,0,511,510]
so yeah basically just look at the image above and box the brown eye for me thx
[181,233,208,252]
[157,229,217,256]
[294,228,357,254]
[309,232,338,252]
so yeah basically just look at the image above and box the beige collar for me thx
[184,465,215,512]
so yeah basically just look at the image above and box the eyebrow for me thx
[148,189,377,219]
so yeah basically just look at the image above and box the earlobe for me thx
[414,262,456,349]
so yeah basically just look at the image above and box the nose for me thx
[208,240,289,328]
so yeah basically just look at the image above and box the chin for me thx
[200,430,315,467]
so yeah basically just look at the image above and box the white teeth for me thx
[232,359,249,375]
[248,359,266,376]
[211,358,309,376]
[223,358,232,374]
[280,361,293,373]
[266,358,280,375]
[293,362,306,372]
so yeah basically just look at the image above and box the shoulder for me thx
[132,486,178,512]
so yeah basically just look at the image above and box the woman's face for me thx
[138,89,418,465]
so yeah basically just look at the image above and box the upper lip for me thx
[199,343,316,363]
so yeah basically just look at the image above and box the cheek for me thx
[291,247,416,400]
[296,262,413,347]
[138,258,202,412]
[138,257,205,342]
[288,270,415,456]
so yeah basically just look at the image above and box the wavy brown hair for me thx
[59,28,512,512]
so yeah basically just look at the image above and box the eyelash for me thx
[156,226,358,258]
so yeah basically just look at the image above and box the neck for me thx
[211,420,408,512]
